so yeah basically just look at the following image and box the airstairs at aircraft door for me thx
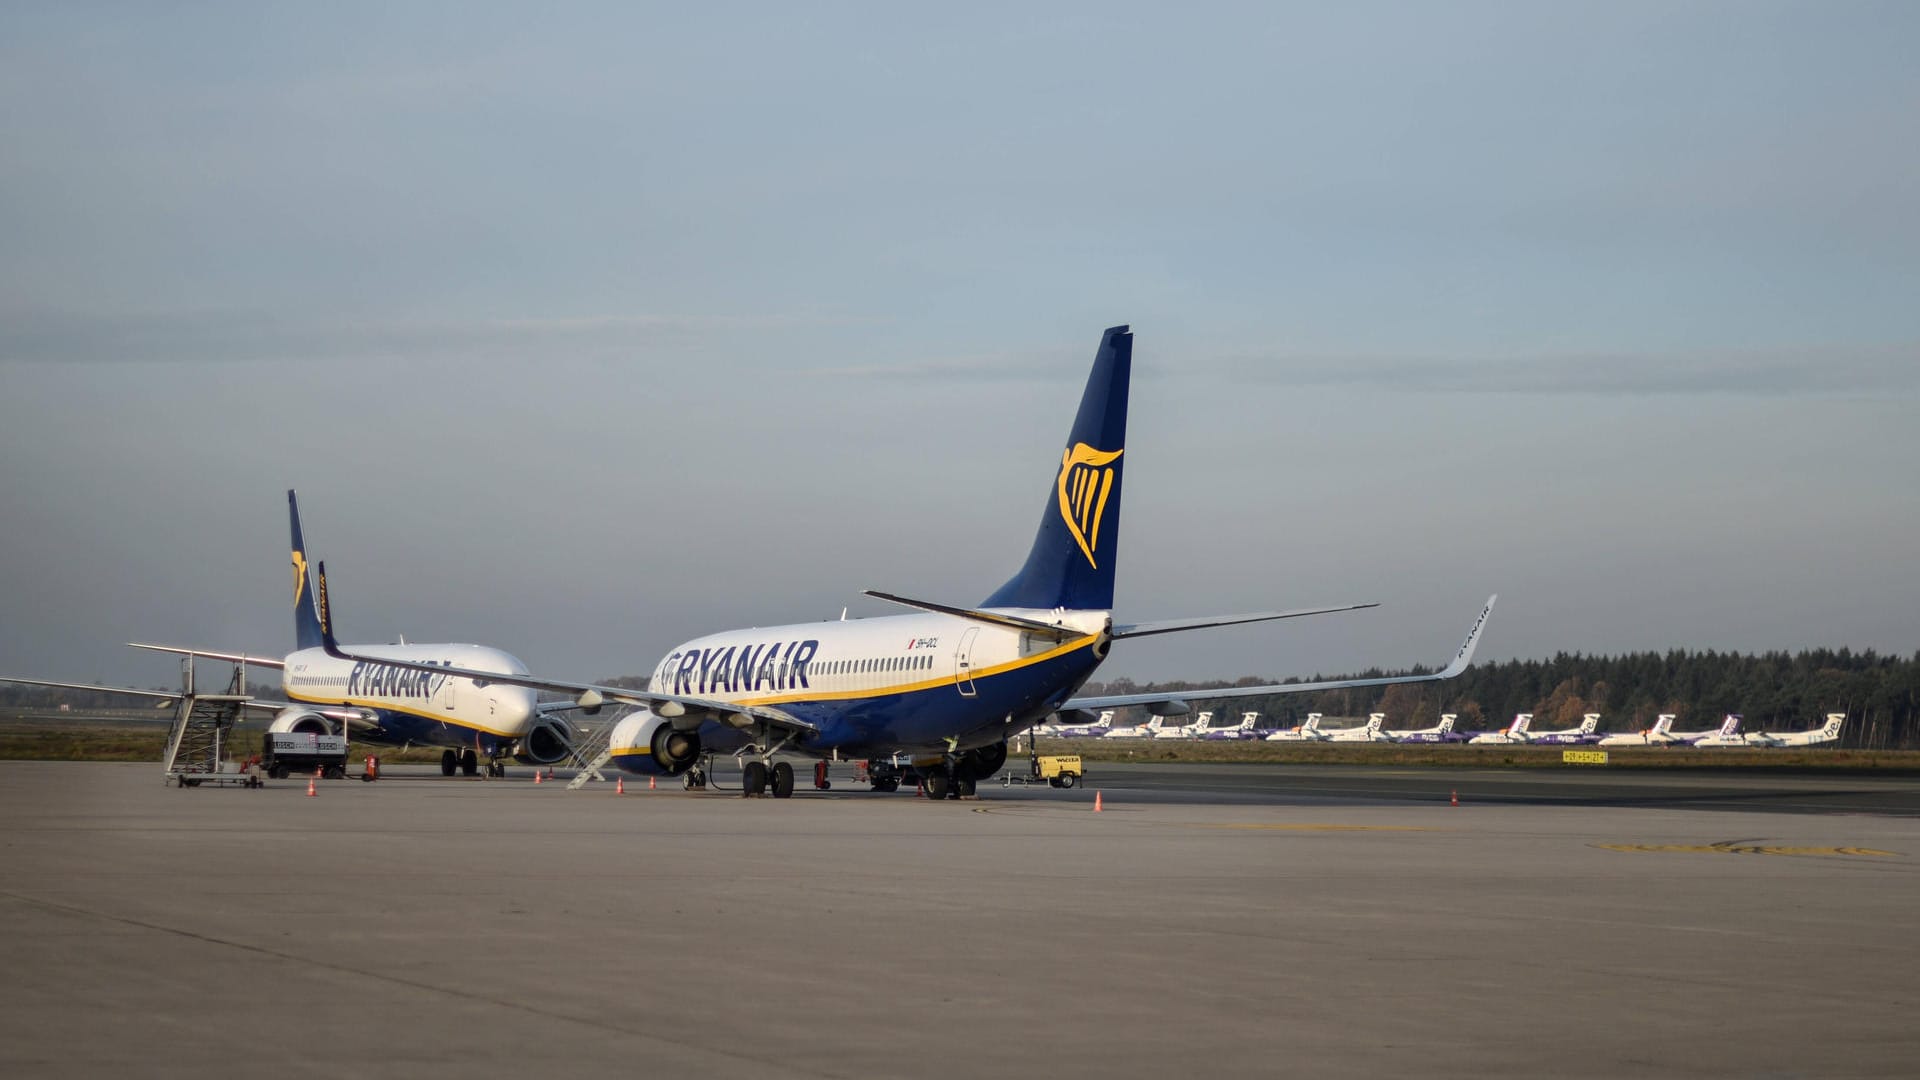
[565,719,617,789]
[163,661,256,788]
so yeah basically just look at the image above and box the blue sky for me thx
[3,2,1916,689]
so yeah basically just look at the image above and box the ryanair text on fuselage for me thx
[348,659,452,699]
[665,640,824,697]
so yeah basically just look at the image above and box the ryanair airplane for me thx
[317,326,1495,798]
[6,493,575,778]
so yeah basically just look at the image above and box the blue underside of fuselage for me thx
[347,709,516,758]
[610,646,1100,774]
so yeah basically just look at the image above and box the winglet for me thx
[1436,594,1497,678]
[316,560,344,658]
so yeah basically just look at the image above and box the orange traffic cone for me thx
[1093,790,1103,812]
[534,769,543,785]
[1450,789,1458,807]
[547,766,555,781]
[616,777,625,795]
[306,775,317,797]
[649,775,656,791]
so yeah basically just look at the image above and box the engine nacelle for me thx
[512,717,574,766]
[606,708,703,777]
[268,708,336,737]
[962,740,1009,781]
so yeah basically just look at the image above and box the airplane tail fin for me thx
[1365,713,1384,735]
[1439,714,1456,734]
[289,490,324,651]
[1719,714,1741,738]
[1303,713,1322,732]
[982,326,1132,611]
[1823,713,1845,737]
[1511,713,1533,735]
[1653,714,1675,735]
[1580,713,1601,734]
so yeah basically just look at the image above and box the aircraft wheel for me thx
[684,773,699,790]
[924,771,951,800]
[440,750,457,777]
[742,761,769,797]
[460,748,479,777]
[954,775,977,798]
[771,761,795,799]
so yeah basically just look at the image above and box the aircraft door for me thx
[954,627,979,697]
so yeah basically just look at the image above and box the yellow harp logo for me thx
[292,550,308,606]
[1056,443,1123,569]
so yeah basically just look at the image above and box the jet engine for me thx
[512,716,575,766]
[606,709,703,777]
[961,740,1009,781]
[267,707,336,737]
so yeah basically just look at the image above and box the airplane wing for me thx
[1062,595,1496,712]
[0,676,184,703]
[312,562,818,735]
[126,644,287,669]
[0,676,370,726]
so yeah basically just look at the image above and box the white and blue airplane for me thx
[1325,713,1391,742]
[1386,713,1461,743]
[6,492,573,778]
[1523,713,1603,745]
[315,326,1495,799]
[1264,713,1329,742]
[1748,713,1846,748]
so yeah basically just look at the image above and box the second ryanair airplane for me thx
[319,326,1495,799]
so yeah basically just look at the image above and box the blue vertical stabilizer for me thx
[289,490,324,650]
[981,325,1132,611]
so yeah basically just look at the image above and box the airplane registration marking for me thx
[1594,842,1898,858]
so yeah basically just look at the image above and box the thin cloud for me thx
[1218,345,1920,397]
[0,308,874,366]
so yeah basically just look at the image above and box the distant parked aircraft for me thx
[1264,713,1327,742]
[1325,713,1390,742]
[1468,713,1532,745]
[1595,714,1677,747]
[1525,713,1602,745]
[1747,713,1846,748]
[1387,713,1461,743]
[1202,712,1262,741]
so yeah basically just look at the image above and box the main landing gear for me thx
[439,748,503,778]
[741,760,796,799]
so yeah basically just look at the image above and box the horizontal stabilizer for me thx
[1112,602,1378,640]
[862,591,1086,639]
[1065,595,1496,710]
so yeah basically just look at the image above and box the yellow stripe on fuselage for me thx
[712,633,1102,709]
[283,691,526,739]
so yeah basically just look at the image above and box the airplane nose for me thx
[501,687,539,732]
